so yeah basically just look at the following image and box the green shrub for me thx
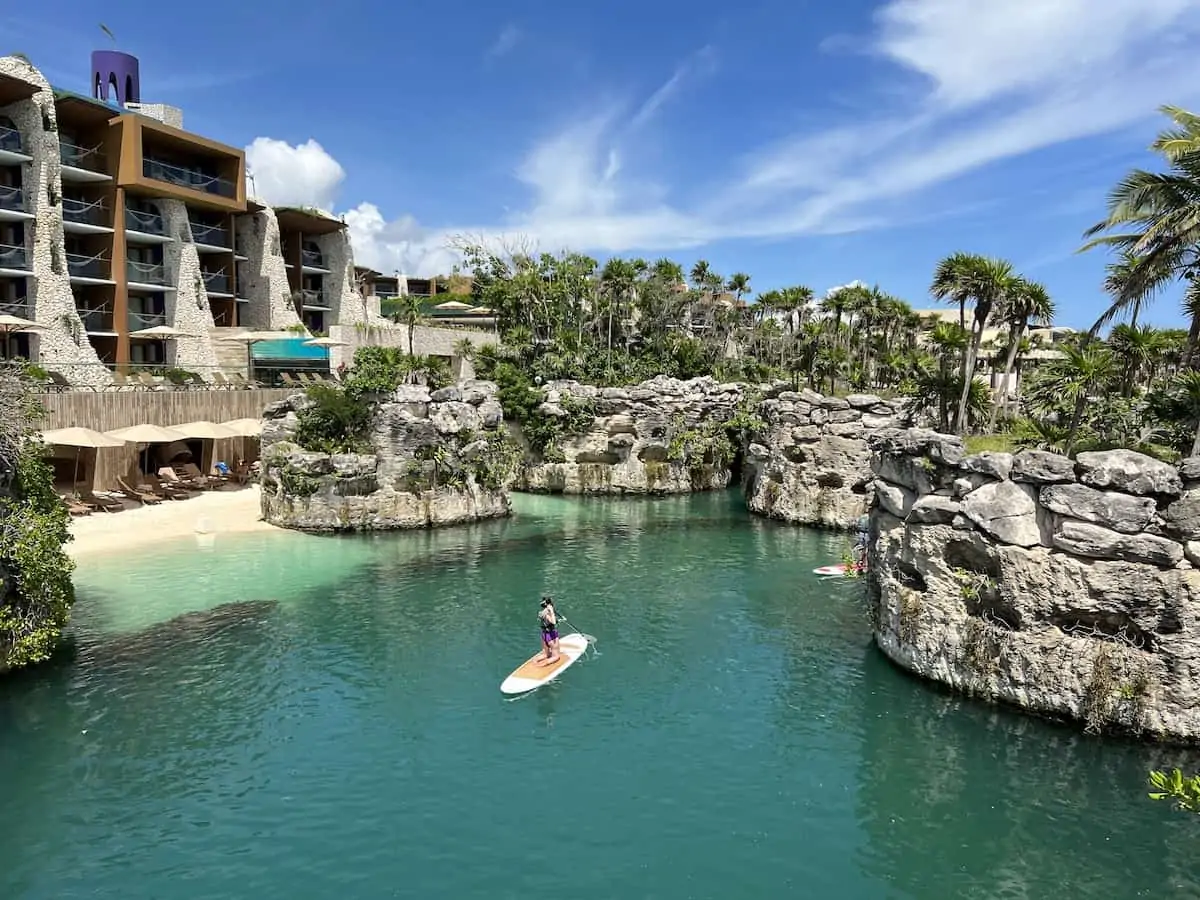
[295,384,373,454]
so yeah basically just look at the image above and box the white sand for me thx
[68,485,281,560]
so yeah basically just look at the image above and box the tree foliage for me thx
[0,365,76,672]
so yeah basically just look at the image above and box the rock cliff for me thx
[517,376,748,495]
[743,388,908,528]
[260,380,517,531]
[866,429,1200,743]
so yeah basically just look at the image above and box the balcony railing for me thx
[143,158,237,198]
[0,298,30,318]
[299,288,329,308]
[59,140,105,172]
[0,125,22,154]
[126,259,168,285]
[202,270,230,294]
[0,185,24,213]
[66,251,108,279]
[63,197,109,227]
[128,310,167,331]
[301,247,325,268]
[374,287,400,299]
[126,207,166,236]
[189,221,229,247]
[0,243,29,270]
[78,307,114,332]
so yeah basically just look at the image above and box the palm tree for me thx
[1030,340,1118,453]
[987,278,1054,429]
[1169,370,1200,455]
[726,272,751,303]
[1081,106,1200,358]
[931,253,1017,433]
[394,295,425,360]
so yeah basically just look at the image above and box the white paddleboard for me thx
[814,563,865,577]
[501,632,589,694]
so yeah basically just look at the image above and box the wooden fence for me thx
[35,388,296,493]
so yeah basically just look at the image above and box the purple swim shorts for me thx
[541,629,559,644]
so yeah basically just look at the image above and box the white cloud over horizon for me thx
[241,0,1200,278]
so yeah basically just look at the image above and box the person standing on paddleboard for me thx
[537,595,561,666]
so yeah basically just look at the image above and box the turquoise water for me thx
[1,491,1197,899]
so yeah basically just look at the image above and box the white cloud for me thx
[244,0,1200,276]
[486,25,521,60]
[245,137,345,210]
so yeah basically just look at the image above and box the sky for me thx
[5,0,1200,329]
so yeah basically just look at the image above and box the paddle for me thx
[557,614,596,646]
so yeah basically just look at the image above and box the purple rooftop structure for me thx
[91,50,140,107]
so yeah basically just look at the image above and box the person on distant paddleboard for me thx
[537,595,561,666]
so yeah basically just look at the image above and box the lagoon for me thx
[0,492,1195,898]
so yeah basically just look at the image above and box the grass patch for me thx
[964,433,1019,455]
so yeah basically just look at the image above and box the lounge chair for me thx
[212,372,235,390]
[280,372,304,389]
[46,371,79,392]
[136,371,164,390]
[79,489,124,512]
[116,476,163,505]
[161,466,210,491]
[143,475,190,500]
[231,372,261,389]
[181,462,226,488]
[58,494,92,516]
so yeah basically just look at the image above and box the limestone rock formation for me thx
[159,200,220,372]
[866,429,1200,744]
[517,375,747,495]
[260,380,517,531]
[233,206,304,331]
[743,389,909,528]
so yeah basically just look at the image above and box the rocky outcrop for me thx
[159,200,220,372]
[517,376,747,494]
[259,380,517,531]
[867,429,1200,743]
[743,389,908,528]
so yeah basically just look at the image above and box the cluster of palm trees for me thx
[394,105,1200,459]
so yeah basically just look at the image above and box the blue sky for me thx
[5,0,1200,329]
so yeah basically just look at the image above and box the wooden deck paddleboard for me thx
[813,563,865,577]
[500,633,589,694]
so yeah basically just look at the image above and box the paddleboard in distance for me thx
[501,633,589,695]
[813,563,865,577]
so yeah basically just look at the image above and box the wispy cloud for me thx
[249,0,1200,276]
[485,24,522,61]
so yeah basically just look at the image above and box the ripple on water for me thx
[2,492,1200,898]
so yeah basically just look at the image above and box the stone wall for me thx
[517,376,747,495]
[159,200,220,372]
[866,429,1200,743]
[233,205,303,331]
[0,56,108,386]
[259,380,515,531]
[326,322,497,378]
[744,389,908,528]
[315,228,379,327]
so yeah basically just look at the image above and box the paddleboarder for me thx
[537,595,561,666]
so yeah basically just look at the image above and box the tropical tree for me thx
[1026,339,1119,453]
[988,278,1055,429]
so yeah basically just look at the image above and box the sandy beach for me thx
[68,485,281,560]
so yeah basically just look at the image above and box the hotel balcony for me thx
[143,158,237,199]
[62,197,113,235]
[202,269,232,296]
[59,140,111,183]
[299,288,330,310]
[0,243,31,276]
[125,207,171,244]
[67,251,113,284]
[189,219,230,251]
[0,124,31,165]
[301,247,330,274]
[78,307,115,334]
[128,310,167,332]
[0,297,30,318]
[0,184,32,222]
[126,259,172,290]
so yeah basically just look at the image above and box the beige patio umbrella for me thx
[221,330,288,381]
[220,418,263,436]
[41,426,127,490]
[433,300,472,311]
[0,313,45,360]
[105,424,185,477]
[303,336,348,347]
[128,325,198,339]
[172,420,238,440]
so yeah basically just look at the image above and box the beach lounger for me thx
[116,476,163,505]
[59,494,92,516]
[80,489,124,512]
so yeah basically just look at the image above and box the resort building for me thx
[356,267,497,330]
[0,50,495,387]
